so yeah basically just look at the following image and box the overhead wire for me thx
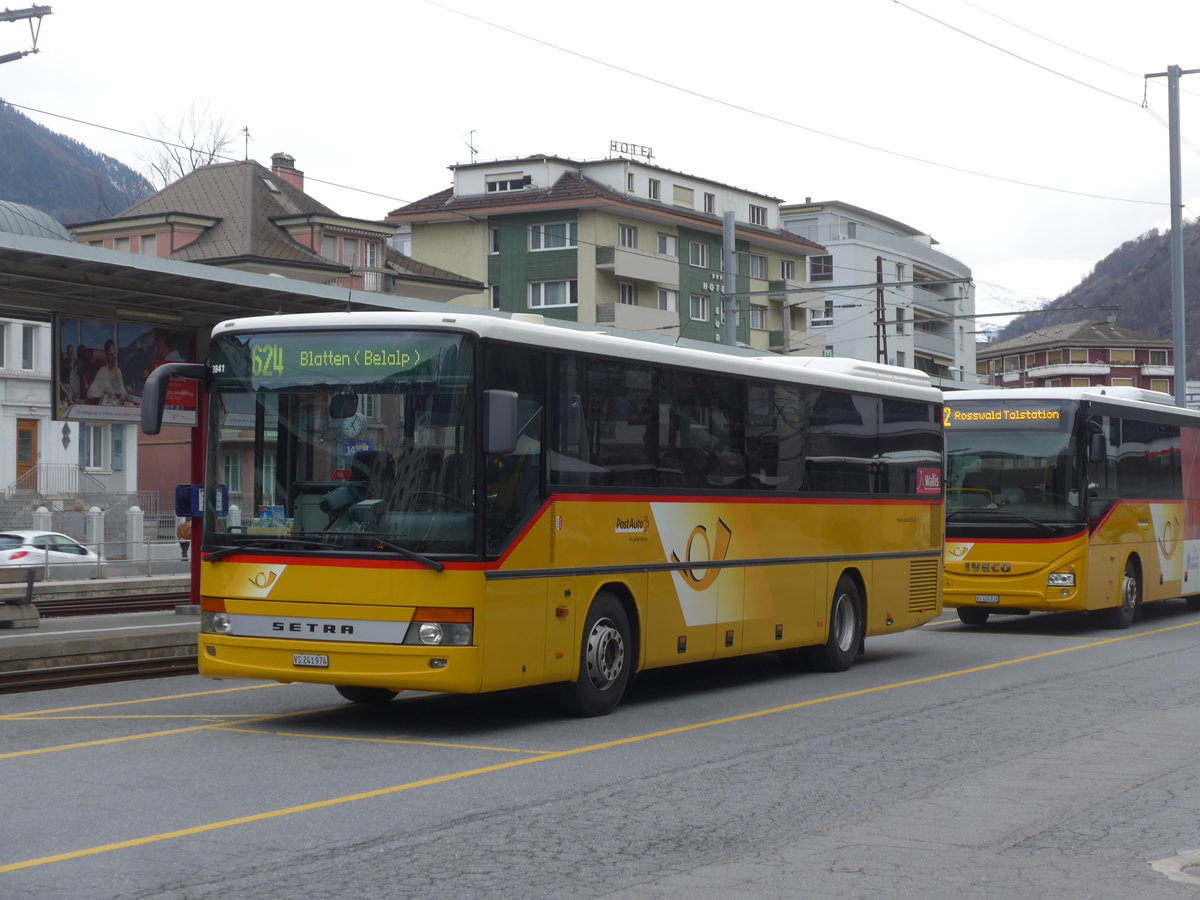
[420,0,1167,208]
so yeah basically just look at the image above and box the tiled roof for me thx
[981,320,1170,353]
[92,160,479,290]
[117,160,338,268]
[388,172,826,254]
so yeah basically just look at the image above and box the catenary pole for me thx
[722,211,736,346]
[1147,64,1200,407]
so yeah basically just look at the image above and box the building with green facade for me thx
[386,155,830,354]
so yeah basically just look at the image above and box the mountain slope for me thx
[0,100,153,222]
[993,221,1200,372]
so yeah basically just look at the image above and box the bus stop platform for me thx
[0,574,198,687]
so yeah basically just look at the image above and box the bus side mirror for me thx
[1088,432,1106,463]
[485,390,519,455]
[141,363,208,435]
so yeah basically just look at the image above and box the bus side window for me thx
[485,345,545,557]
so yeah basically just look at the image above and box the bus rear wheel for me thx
[957,607,990,626]
[1101,560,1140,629]
[335,685,399,704]
[558,592,631,717]
[811,575,863,672]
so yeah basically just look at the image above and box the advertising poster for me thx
[55,315,198,426]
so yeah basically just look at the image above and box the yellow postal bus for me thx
[144,311,943,715]
[944,387,1200,628]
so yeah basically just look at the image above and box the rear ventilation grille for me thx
[908,558,940,613]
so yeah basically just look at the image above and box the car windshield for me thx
[944,399,1085,524]
[0,534,24,549]
[206,329,476,557]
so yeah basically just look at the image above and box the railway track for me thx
[34,591,191,617]
[1,589,198,693]
[0,654,198,693]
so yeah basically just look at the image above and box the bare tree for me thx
[139,100,234,188]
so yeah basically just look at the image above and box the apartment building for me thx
[976,321,1173,394]
[386,154,830,352]
[779,200,976,388]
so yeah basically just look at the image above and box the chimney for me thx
[271,152,304,191]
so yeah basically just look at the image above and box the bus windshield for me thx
[207,328,475,556]
[944,399,1085,525]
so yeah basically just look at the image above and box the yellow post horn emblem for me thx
[671,518,732,590]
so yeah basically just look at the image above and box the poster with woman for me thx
[55,316,197,425]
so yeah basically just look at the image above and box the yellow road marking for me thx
[217,727,548,755]
[1,683,282,719]
[3,618,1199,873]
[0,707,345,760]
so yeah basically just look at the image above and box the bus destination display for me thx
[944,403,1071,430]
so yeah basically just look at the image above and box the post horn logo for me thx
[249,571,278,590]
[670,518,732,591]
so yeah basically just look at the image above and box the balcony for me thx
[1024,363,1112,379]
[595,303,680,338]
[769,329,826,356]
[328,268,393,293]
[769,280,824,311]
[595,246,679,285]
[912,327,955,361]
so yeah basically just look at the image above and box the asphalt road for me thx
[6,602,1200,899]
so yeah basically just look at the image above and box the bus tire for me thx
[957,607,990,626]
[1101,559,1140,629]
[811,575,863,672]
[559,591,631,717]
[335,685,399,704]
[1187,596,1200,612]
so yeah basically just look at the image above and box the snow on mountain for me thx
[973,281,1051,342]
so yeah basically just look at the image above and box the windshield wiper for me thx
[205,537,329,562]
[945,509,1055,533]
[340,533,445,572]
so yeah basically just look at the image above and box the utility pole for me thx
[1146,64,1200,408]
[0,5,50,65]
[875,256,888,364]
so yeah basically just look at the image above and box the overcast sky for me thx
[6,0,1200,308]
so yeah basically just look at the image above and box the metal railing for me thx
[6,538,193,581]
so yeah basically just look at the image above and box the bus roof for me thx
[948,386,1200,418]
[212,310,942,402]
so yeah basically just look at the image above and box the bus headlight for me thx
[201,611,233,634]
[405,608,473,646]
[1047,572,1076,587]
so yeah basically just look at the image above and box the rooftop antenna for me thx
[465,129,477,163]
[242,126,250,161]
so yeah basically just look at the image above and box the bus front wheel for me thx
[957,607,990,626]
[559,592,632,717]
[335,685,399,704]
[1101,560,1140,629]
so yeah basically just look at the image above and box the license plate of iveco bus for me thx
[975,595,1000,605]
[293,653,329,668]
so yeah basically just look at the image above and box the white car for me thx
[0,531,102,567]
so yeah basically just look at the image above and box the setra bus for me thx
[144,311,944,715]
[943,386,1200,628]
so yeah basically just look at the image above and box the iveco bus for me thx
[944,387,1200,627]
